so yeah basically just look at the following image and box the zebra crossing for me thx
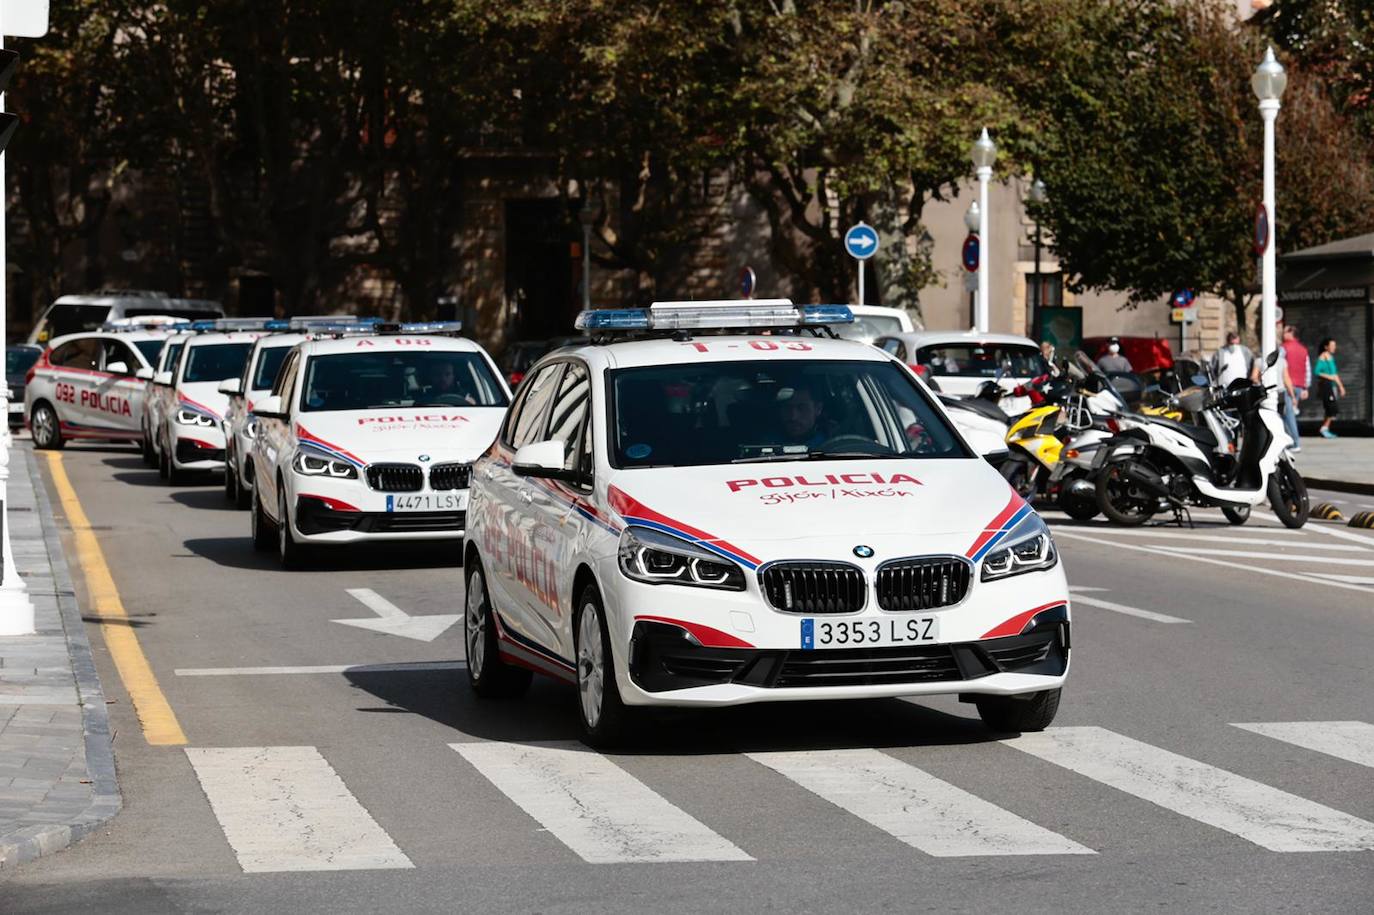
[186,721,1374,873]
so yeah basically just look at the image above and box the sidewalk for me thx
[1293,435,1374,495]
[0,445,120,868]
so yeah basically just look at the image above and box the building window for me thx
[1026,273,1063,309]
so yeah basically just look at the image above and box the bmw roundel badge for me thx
[853,545,875,559]
[418,454,431,462]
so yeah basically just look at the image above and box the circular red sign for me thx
[1254,203,1270,256]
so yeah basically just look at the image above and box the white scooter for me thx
[1094,350,1308,528]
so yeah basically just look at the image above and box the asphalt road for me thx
[3,441,1374,913]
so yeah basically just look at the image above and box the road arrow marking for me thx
[332,588,460,642]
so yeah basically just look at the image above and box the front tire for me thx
[224,448,239,503]
[277,487,308,569]
[141,428,156,466]
[575,584,634,748]
[1057,478,1099,521]
[976,688,1062,732]
[30,403,64,450]
[1000,454,1036,500]
[1267,461,1309,529]
[1095,462,1155,526]
[464,561,532,698]
[250,485,275,552]
[235,460,252,510]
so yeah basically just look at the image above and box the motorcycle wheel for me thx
[1057,484,1100,521]
[1095,462,1156,526]
[1221,505,1250,525]
[1000,455,1036,499]
[1267,461,1309,529]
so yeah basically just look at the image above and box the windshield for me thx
[917,343,1047,378]
[251,345,292,391]
[161,342,184,373]
[134,340,164,366]
[609,359,970,469]
[300,351,509,412]
[834,315,904,343]
[42,304,110,339]
[183,343,252,383]
[6,348,39,379]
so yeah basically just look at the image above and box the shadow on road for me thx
[183,536,461,572]
[344,664,998,754]
[170,489,238,512]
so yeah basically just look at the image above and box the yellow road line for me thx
[42,452,187,746]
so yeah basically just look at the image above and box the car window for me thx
[49,338,101,371]
[608,358,969,469]
[917,344,1047,378]
[134,340,164,366]
[42,304,111,340]
[160,342,185,373]
[5,347,40,378]
[100,339,139,374]
[834,315,904,342]
[297,351,509,413]
[183,343,253,383]
[273,350,300,407]
[505,363,564,449]
[545,361,590,469]
[252,345,292,391]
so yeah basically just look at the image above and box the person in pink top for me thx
[1281,324,1310,449]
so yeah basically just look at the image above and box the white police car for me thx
[247,323,511,568]
[151,323,264,483]
[138,329,192,465]
[463,300,1070,746]
[25,329,167,449]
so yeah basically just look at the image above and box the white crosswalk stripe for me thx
[1234,721,1374,770]
[451,741,752,864]
[747,748,1094,857]
[1008,727,1374,852]
[185,746,412,873]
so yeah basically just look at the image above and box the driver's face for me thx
[779,389,821,441]
[430,362,455,389]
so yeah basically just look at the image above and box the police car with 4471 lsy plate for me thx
[463,300,1071,746]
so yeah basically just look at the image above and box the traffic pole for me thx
[1260,97,1279,405]
[0,23,34,636]
[857,259,864,308]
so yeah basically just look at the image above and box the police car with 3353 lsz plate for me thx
[248,322,512,568]
[462,300,1071,747]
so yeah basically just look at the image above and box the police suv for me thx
[462,300,1071,746]
[248,323,510,568]
[25,328,169,449]
[149,322,264,483]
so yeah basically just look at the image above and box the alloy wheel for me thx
[465,571,487,679]
[578,602,605,729]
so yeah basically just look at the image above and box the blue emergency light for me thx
[574,300,854,332]
[374,320,464,335]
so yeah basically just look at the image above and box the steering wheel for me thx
[814,434,892,455]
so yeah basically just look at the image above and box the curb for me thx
[0,450,122,869]
[1304,478,1374,498]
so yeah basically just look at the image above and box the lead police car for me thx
[463,301,1070,746]
[248,323,510,568]
[25,329,167,449]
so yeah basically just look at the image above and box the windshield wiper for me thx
[729,450,893,464]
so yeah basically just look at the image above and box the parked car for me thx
[832,305,919,345]
[6,345,42,431]
[875,331,1048,416]
[28,291,222,345]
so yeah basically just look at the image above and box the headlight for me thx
[244,419,259,440]
[176,408,216,427]
[291,450,358,479]
[980,513,1058,581]
[618,526,745,591]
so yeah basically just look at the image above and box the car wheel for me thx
[141,428,156,466]
[157,431,171,480]
[464,560,532,699]
[975,688,1062,733]
[277,487,308,569]
[30,403,64,450]
[575,584,634,748]
[250,484,275,552]
[224,448,238,503]
[235,460,253,510]
[165,439,186,486]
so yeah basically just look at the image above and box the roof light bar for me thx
[574,300,854,332]
[99,316,193,333]
[265,316,382,332]
[373,320,464,335]
[189,318,276,332]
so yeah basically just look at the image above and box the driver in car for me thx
[422,358,475,405]
[775,383,828,448]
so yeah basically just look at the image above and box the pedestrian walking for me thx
[1210,332,1259,387]
[1281,324,1310,450]
[1097,338,1133,373]
[1314,338,1345,438]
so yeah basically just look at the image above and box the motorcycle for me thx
[1093,350,1308,528]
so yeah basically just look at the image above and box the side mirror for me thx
[1266,349,1280,368]
[218,378,243,397]
[153,371,173,387]
[512,440,575,480]
[135,367,154,382]
[105,361,129,376]
[251,395,285,420]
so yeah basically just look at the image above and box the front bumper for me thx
[172,427,227,469]
[292,494,466,543]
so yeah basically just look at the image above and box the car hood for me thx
[177,382,231,421]
[290,407,505,464]
[605,458,1028,559]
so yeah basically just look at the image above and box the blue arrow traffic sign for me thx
[844,223,879,261]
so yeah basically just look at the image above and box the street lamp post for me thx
[963,201,980,328]
[577,204,597,311]
[1253,47,1286,401]
[1027,178,1047,341]
[969,128,997,333]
